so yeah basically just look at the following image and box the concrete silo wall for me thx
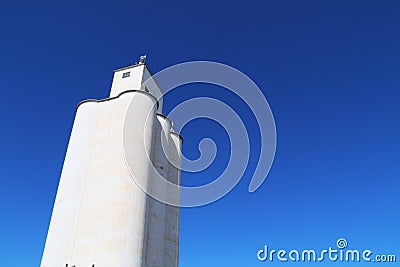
[41,90,181,267]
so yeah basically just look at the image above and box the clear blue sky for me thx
[0,1,399,266]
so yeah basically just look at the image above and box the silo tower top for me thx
[110,55,163,111]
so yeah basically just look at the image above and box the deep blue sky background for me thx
[0,1,399,266]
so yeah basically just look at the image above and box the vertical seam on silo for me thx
[69,105,101,261]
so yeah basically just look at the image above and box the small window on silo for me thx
[122,72,130,78]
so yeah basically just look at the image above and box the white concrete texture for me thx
[41,64,182,267]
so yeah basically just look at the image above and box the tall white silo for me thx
[40,60,182,267]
